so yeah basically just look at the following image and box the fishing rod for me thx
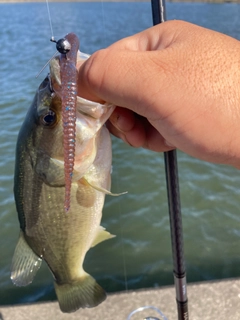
[150,1,189,319]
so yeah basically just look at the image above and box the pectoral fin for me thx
[11,231,42,286]
[82,177,127,196]
[91,226,115,248]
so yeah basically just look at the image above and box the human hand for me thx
[78,20,240,168]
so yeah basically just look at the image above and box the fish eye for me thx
[41,110,56,126]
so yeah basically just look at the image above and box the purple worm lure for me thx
[53,33,80,211]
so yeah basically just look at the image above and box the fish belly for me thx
[12,127,113,312]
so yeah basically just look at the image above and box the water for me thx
[1,1,240,306]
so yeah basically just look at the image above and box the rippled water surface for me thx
[1,1,240,305]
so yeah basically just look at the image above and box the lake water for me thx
[1,1,240,306]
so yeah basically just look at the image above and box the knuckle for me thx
[84,49,109,93]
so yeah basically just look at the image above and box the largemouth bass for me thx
[11,36,116,313]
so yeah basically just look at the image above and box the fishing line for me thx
[36,0,57,78]
[98,0,130,295]
[100,1,107,49]
[112,168,129,292]
[119,205,129,292]
[46,0,55,41]
[35,52,58,78]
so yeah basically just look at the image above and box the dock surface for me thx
[1,278,240,319]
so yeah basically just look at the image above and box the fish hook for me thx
[50,37,71,57]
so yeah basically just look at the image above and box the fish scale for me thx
[11,38,117,313]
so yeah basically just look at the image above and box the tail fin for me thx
[54,273,106,313]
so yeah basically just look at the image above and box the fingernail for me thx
[109,113,123,132]
[109,112,119,124]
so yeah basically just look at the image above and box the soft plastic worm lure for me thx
[52,33,79,211]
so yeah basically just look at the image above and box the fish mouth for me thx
[36,74,61,128]
[49,56,61,98]
[48,53,114,123]
[49,51,90,99]
[76,96,112,120]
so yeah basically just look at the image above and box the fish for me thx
[11,34,117,313]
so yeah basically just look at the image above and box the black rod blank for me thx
[164,151,188,320]
[150,0,189,319]
[151,0,166,24]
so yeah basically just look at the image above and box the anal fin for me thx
[11,231,42,286]
[91,226,115,248]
